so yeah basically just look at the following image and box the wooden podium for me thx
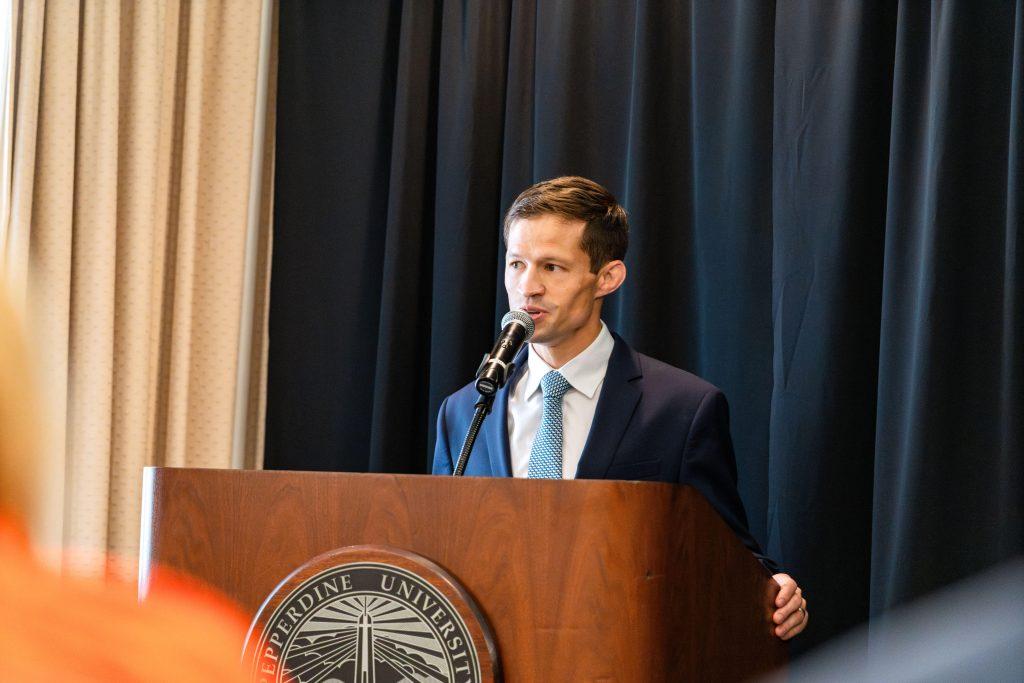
[139,467,786,681]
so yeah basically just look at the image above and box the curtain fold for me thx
[1,0,276,574]
[871,0,1024,616]
[767,0,896,641]
[367,0,442,473]
[269,0,1023,649]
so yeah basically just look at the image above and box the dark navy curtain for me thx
[267,0,1023,651]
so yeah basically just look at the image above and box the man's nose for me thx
[519,266,544,298]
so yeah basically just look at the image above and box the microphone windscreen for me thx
[501,309,535,340]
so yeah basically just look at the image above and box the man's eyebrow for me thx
[506,251,573,263]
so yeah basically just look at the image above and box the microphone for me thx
[475,310,535,396]
[454,310,535,476]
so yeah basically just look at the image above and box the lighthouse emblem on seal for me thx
[246,551,495,683]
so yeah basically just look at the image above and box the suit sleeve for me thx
[432,397,454,475]
[680,389,781,575]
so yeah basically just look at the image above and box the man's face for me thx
[504,215,604,350]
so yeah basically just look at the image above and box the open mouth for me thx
[522,306,547,320]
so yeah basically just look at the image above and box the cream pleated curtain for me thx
[0,0,276,575]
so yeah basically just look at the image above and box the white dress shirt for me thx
[508,321,615,479]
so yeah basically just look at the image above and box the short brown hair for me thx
[503,176,629,272]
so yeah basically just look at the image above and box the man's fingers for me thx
[770,573,808,639]
[775,603,807,639]
[773,574,797,607]
[774,588,803,623]
[775,581,797,608]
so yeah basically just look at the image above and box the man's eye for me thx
[544,264,561,272]
[508,261,522,269]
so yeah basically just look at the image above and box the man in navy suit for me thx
[433,176,808,640]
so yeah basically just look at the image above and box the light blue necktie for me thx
[528,371,573,479]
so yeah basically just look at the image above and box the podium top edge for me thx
[142,466,684,491]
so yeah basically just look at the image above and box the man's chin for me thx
[528,330,553,347]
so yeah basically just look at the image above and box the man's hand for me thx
[771,573,807,640]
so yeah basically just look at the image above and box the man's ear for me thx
[595,260,626,299]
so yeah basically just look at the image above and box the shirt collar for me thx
[523,321,614,400]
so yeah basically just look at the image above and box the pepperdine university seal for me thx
[244,545,498,683]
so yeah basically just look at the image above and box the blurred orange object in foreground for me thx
[1,273,249,680]
[0,518,249,682]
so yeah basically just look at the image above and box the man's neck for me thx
[532,319,603,369]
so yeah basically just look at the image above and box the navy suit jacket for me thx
[433,332,779,574]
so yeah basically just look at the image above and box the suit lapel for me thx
[482,345,528,477]
[575,333,643,479]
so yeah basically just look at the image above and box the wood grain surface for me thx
[140,467,786,681]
